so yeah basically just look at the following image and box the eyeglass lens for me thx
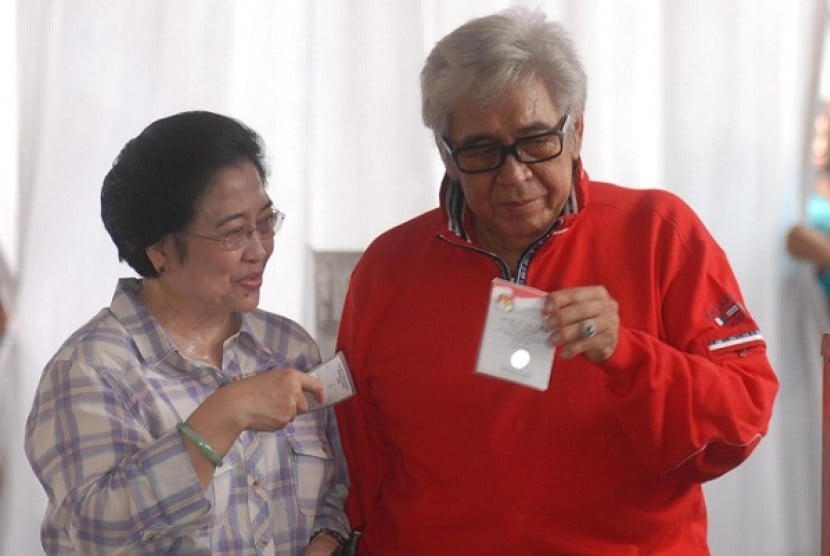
[454,131,563,172]
[221,210,284,250]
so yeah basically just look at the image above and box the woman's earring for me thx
[158,266,166,275]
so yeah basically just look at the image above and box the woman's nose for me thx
[242,231,269,260]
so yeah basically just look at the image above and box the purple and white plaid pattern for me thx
[25,278,349,555]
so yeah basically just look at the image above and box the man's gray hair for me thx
[421,6,587,142]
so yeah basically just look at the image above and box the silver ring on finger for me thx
[580,320,598,339]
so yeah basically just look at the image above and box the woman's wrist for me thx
[177,422,223,467]
[209,380,252,434]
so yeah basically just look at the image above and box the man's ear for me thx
[437,137,460,181]
[569,113,585,160]
[446,164,460,182]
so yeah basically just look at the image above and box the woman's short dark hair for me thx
[101,110,267,277]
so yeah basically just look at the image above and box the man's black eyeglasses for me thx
[441,113,569,174]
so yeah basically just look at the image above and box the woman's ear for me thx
[145,237,171,275]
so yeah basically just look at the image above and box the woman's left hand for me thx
[542,285,620,362]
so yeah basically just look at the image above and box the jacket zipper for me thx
[435,218,563,285]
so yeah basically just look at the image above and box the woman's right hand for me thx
[182,368,324,487]
[225,368,325,432]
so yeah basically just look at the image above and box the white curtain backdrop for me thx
[1,1,823,554]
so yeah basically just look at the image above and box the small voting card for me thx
[305,351,356,411]
[476,278,555,391]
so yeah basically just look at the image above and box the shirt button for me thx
[260,537,269,547]
[252,479,260,489]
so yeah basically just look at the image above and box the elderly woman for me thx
[334,7,778,554]
[25,111,349,555]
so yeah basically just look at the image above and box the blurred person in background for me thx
[787,101,830,293]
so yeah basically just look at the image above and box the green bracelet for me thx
[177,422,223,467]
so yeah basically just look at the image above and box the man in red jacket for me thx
[335,7,778,555]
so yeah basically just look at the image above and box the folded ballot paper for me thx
[304,351,356,411]
[476,278,556,391]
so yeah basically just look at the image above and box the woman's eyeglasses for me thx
[189,209,285,251]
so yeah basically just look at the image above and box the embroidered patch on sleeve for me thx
[705,295,747,327]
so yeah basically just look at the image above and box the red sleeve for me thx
[333,267,389,531]
[599,228,778,483]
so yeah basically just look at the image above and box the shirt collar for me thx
[108,278,273,364]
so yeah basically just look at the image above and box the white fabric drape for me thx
[2,1,822,554]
